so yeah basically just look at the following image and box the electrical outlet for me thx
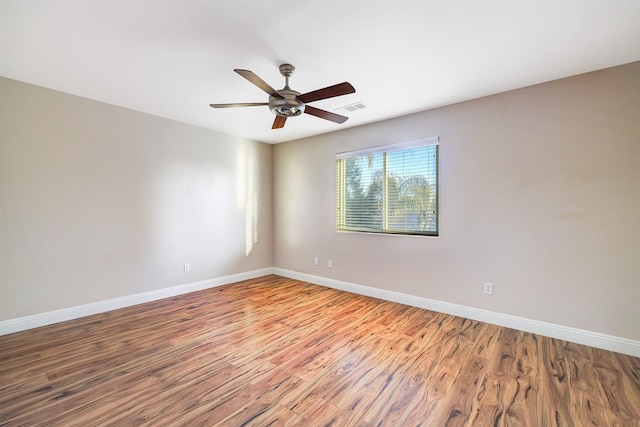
[314,257,319,266]
[183,263,190,273]
[328,259,333,268]
[484,282,493,295]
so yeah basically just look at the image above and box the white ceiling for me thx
[1,1,639,144]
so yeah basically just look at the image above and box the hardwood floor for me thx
[1,275,638,426]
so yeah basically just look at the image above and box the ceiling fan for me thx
[210,64,355,129]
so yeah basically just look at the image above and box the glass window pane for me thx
[337,140,438,236]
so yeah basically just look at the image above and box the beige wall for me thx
[0,77,273,320]
[273,62,640,341]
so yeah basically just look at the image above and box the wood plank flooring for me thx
[1,275,638,426]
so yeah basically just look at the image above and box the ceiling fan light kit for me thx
[210,63,355,130]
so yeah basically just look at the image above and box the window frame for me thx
[336,137,439,237]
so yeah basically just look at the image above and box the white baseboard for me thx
[272,268,640,357]
[0,268,274,336]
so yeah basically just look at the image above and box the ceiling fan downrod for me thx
[270,63,304,117]
[279,63,295,89]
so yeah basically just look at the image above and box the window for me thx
[336,137,439,236]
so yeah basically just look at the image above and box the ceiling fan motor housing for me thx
[270,89,304,117]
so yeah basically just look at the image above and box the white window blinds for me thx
[336,137,439,236]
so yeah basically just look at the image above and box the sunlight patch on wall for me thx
[236,143,260,257]
[245,192,258,256]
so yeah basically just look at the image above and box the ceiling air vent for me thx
[335,101,367,113]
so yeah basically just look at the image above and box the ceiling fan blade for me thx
[234,69,282,98]
[209,102,269,108]
[272,115,287,129]
[303,105,349,124]
[298,82,355,103]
